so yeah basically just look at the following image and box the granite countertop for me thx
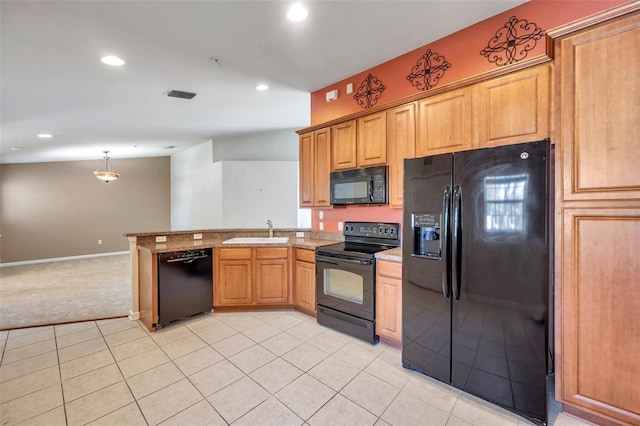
[375,247,403,262]
[125,228,309,238]
[137,237,337,254]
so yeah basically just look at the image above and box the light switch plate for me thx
[346,83,353,94]
[319,211,324,219]
[319,222,324,231]
[338,222,343,231]
[155,235,167,243]
[193,233,203,240]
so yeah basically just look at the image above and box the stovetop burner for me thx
[316,222,400,259]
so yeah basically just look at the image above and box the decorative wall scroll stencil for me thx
[406,49,451,91]
[353,73,386,109]
[480,16,544,66]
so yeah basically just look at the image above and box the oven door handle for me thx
[316,255,373,266]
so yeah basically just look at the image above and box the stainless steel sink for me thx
[222,237,289,244]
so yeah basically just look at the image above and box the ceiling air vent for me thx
[166,90,197,100]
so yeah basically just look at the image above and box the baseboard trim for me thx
[0,251,130,268]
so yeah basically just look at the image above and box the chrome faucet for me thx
[267,219,273,238]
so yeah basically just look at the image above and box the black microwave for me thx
[330,165,388,205]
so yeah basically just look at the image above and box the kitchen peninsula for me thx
[126,228,340,331]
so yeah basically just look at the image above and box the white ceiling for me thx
[0,0,526,164]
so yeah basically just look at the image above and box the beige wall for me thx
[0,157,170,263]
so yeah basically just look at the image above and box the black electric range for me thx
[315,222,400,343]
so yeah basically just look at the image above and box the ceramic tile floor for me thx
[0,311,591,426]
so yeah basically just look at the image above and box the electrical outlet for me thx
[296,232,304,238]
[156,235,167,243]
[338,222,343,231]
[319,222,324,231]
[97,239,102,245]
[319,211,324,219]
[193,233,203,240]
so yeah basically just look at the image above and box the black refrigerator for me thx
[402,140,549,425]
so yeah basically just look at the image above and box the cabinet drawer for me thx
[377,260,402,279]
[295,248,316,263]
[218,248,252,260]
[256,247,289,259]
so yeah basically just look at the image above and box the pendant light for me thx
[94,151,120,182]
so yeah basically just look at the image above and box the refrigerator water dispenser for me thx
[411,213,441,259]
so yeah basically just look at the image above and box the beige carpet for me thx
[0,254,131,330]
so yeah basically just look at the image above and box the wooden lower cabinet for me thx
[557,208,640,425]
[215,248,253,306]
[375,259,402,345]
[215,247,291,307]
[255,248,290,304]
[294,248,316,314]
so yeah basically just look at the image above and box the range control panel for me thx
[159,248,211,262]
[343,222,400,240]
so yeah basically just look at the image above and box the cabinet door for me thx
[558,208,640,425]
[216,259,253,305]
[556,15,640,202]
[314,128,332,206]
[476,64,549,148]
[255,259,289,304]
[375,260,402,344]
[332,120,357,170]
[387,103,416,208]
[299,132,314,207]
[295,259,316,313]
[416,87,473,157]
[357,112,387,166]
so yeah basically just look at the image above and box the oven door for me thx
[316,254,375,321]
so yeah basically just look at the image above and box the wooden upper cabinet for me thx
[299,128,331,208]
[299,132,314,207]
[357,112,387,167]
[313,128,331,207]
[416,87,473,157]
[556,14,640,202]
[476,64,549,148]
[331,120,357,170]
[387,103,416,208]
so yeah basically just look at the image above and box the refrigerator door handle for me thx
[452,184,462,301]
[441,185,451,299]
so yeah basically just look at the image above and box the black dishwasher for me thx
[157,248,213,328]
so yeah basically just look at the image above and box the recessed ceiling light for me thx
[11,146,25,151]
[163,146,176,150]
[37,133,53,138]
[256,84,269,91]
[287,3,308,22]
[101,55,125,66]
